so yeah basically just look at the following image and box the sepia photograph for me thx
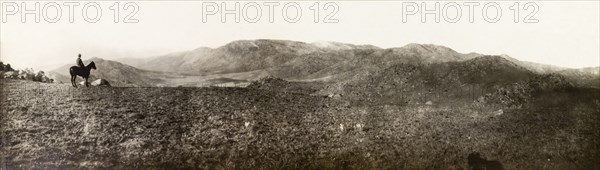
[1,1,599,169]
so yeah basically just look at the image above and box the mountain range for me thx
[49,39,599,89]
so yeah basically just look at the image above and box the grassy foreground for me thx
[1,79,599,169]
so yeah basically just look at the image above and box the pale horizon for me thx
[1,1,599,71]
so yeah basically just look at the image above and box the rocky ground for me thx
[1,79,599,169]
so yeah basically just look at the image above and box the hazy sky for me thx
[1,1,599,70]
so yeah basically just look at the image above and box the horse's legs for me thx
[85,77,89,87]
[71,76,77,88]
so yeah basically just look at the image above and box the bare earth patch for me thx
[1,79,599,169]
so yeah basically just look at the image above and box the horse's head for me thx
[89,61,96,70]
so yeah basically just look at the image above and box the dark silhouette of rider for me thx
[76,54,84,67]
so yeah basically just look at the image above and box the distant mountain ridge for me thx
[50,39,597,88]
[116,40,484,78]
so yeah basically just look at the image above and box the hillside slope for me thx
[316,55,578,107]
[2,79,599,169]
[114,39,597,89]
[118,40,324,75]
[50,57,163,87]
[117,40,482,81]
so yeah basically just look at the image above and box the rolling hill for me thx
[116,40,482,81]
[50,57,164,87]
[101,39,598,89]
[118,39,325,75]
[314,55,541,105]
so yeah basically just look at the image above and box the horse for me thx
[69,61,96,88]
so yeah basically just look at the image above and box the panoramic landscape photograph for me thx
[1,1,599,169]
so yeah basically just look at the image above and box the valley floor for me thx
[1,80,598,169]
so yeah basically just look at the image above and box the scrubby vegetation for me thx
[0,62,15,72]
[247,76,322,94]
[1,79,598,169]
[0,62,53,83]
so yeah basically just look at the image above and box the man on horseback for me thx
[70,53,96,88]
[76,54,85,68]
